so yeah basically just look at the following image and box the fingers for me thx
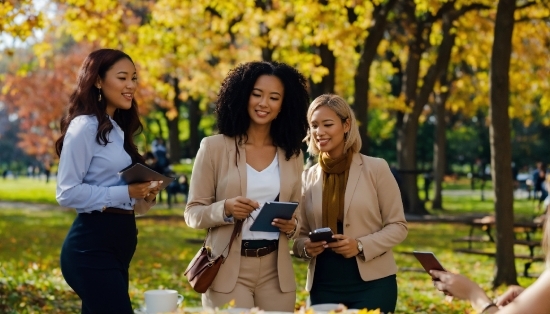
[225,197,259,220]
[495,286,524,306]
[433,279,446,292]
[325,235,351,255]
[430,270,445,280]
[305,239,325,257]
[272,217,295,233]
[238,196,259,209]
[146,181,163,196]
[129,181,154,199]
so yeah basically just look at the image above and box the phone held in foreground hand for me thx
[413,251,454,301]
[413,251,446,272]
[309,227,337,243]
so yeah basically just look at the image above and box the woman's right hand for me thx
[496,285,525,307]
[224,196,259,220]
[431,270,490,305]
[304,238,326,258]
[128,182,153,199]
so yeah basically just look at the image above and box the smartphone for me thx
[309,227,337,243]
[413,251,446,278]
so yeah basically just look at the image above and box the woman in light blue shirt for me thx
[55,49,159,314]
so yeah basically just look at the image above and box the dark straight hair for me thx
[55,49,144,164]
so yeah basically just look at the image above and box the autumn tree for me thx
[0,42,88,160]
[0,0,44,49]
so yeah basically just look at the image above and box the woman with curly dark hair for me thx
[185,61,309,311]
[56,49,160,314]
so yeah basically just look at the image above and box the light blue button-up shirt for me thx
[56,115,135,213]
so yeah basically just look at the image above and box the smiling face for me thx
[309,105,350,159]
[247,74,284,128]
[96,58,137,117]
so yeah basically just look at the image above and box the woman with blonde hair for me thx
[293,94,408,312]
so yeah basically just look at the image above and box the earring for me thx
[344,132,348,143]
[98,87,102,102]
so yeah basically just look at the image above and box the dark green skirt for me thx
[310,242,397,312]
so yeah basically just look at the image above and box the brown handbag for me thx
[184,221,241,293]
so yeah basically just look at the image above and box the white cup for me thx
[144,289,183,314]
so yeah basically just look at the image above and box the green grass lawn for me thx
[0,177,544,313]
[0,178,58,205]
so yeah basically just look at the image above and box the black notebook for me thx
[118,163,175,190]
[249,201,299,232]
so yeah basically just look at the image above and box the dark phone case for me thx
[309,231,337,243]
[413,251,446,279]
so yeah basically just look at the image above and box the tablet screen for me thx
[249,201,298,232]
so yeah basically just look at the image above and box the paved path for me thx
[0,201,62,211]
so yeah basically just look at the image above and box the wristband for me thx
[303,246,312,259]
[480,302,497,313]
[285,218,298,238]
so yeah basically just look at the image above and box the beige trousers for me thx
[202,250,296,311]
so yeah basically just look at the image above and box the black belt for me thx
[241,240,278,257]
[96,207,134,215]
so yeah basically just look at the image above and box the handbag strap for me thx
[201,220,241,258]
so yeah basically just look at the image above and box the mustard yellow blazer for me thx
[292,152,408,291]
[184,135,303,293]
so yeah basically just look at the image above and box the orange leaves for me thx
[0,42,92,158]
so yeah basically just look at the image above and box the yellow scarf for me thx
[319,152,353,234]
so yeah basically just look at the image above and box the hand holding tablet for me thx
[249,201,298,233]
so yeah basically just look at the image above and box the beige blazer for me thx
[184,135,303,293]
[292,153,408,291]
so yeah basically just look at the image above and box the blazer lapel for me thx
[224,136,246,197]
[236,142,247,197]
[344,153,362,217]
[313,164,324,228]
[277,148,290,201]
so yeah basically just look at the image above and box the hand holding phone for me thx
[414,251,454,302]
[309,227,337,243]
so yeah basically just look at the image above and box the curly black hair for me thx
[215,61,309,160]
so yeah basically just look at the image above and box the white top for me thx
[241,153,280,240]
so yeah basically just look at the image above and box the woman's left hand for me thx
[144,181,162,202]
[272,214,297,234]
[325,234,359,258]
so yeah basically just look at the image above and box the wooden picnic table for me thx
[452,215,544,277]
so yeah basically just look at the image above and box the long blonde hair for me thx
[304,94,362,156]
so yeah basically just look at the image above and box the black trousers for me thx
[60,212,137,314]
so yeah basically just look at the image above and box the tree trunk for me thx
[432,84,449,210]
[398,8,456,214]
[258,0,273,62]
[490,0,518,288]
[167,77,182,164]
[310,44,335,99]
[187,98,201,158]
[352,0,398,155]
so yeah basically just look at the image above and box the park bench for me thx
[452,215,544,277]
